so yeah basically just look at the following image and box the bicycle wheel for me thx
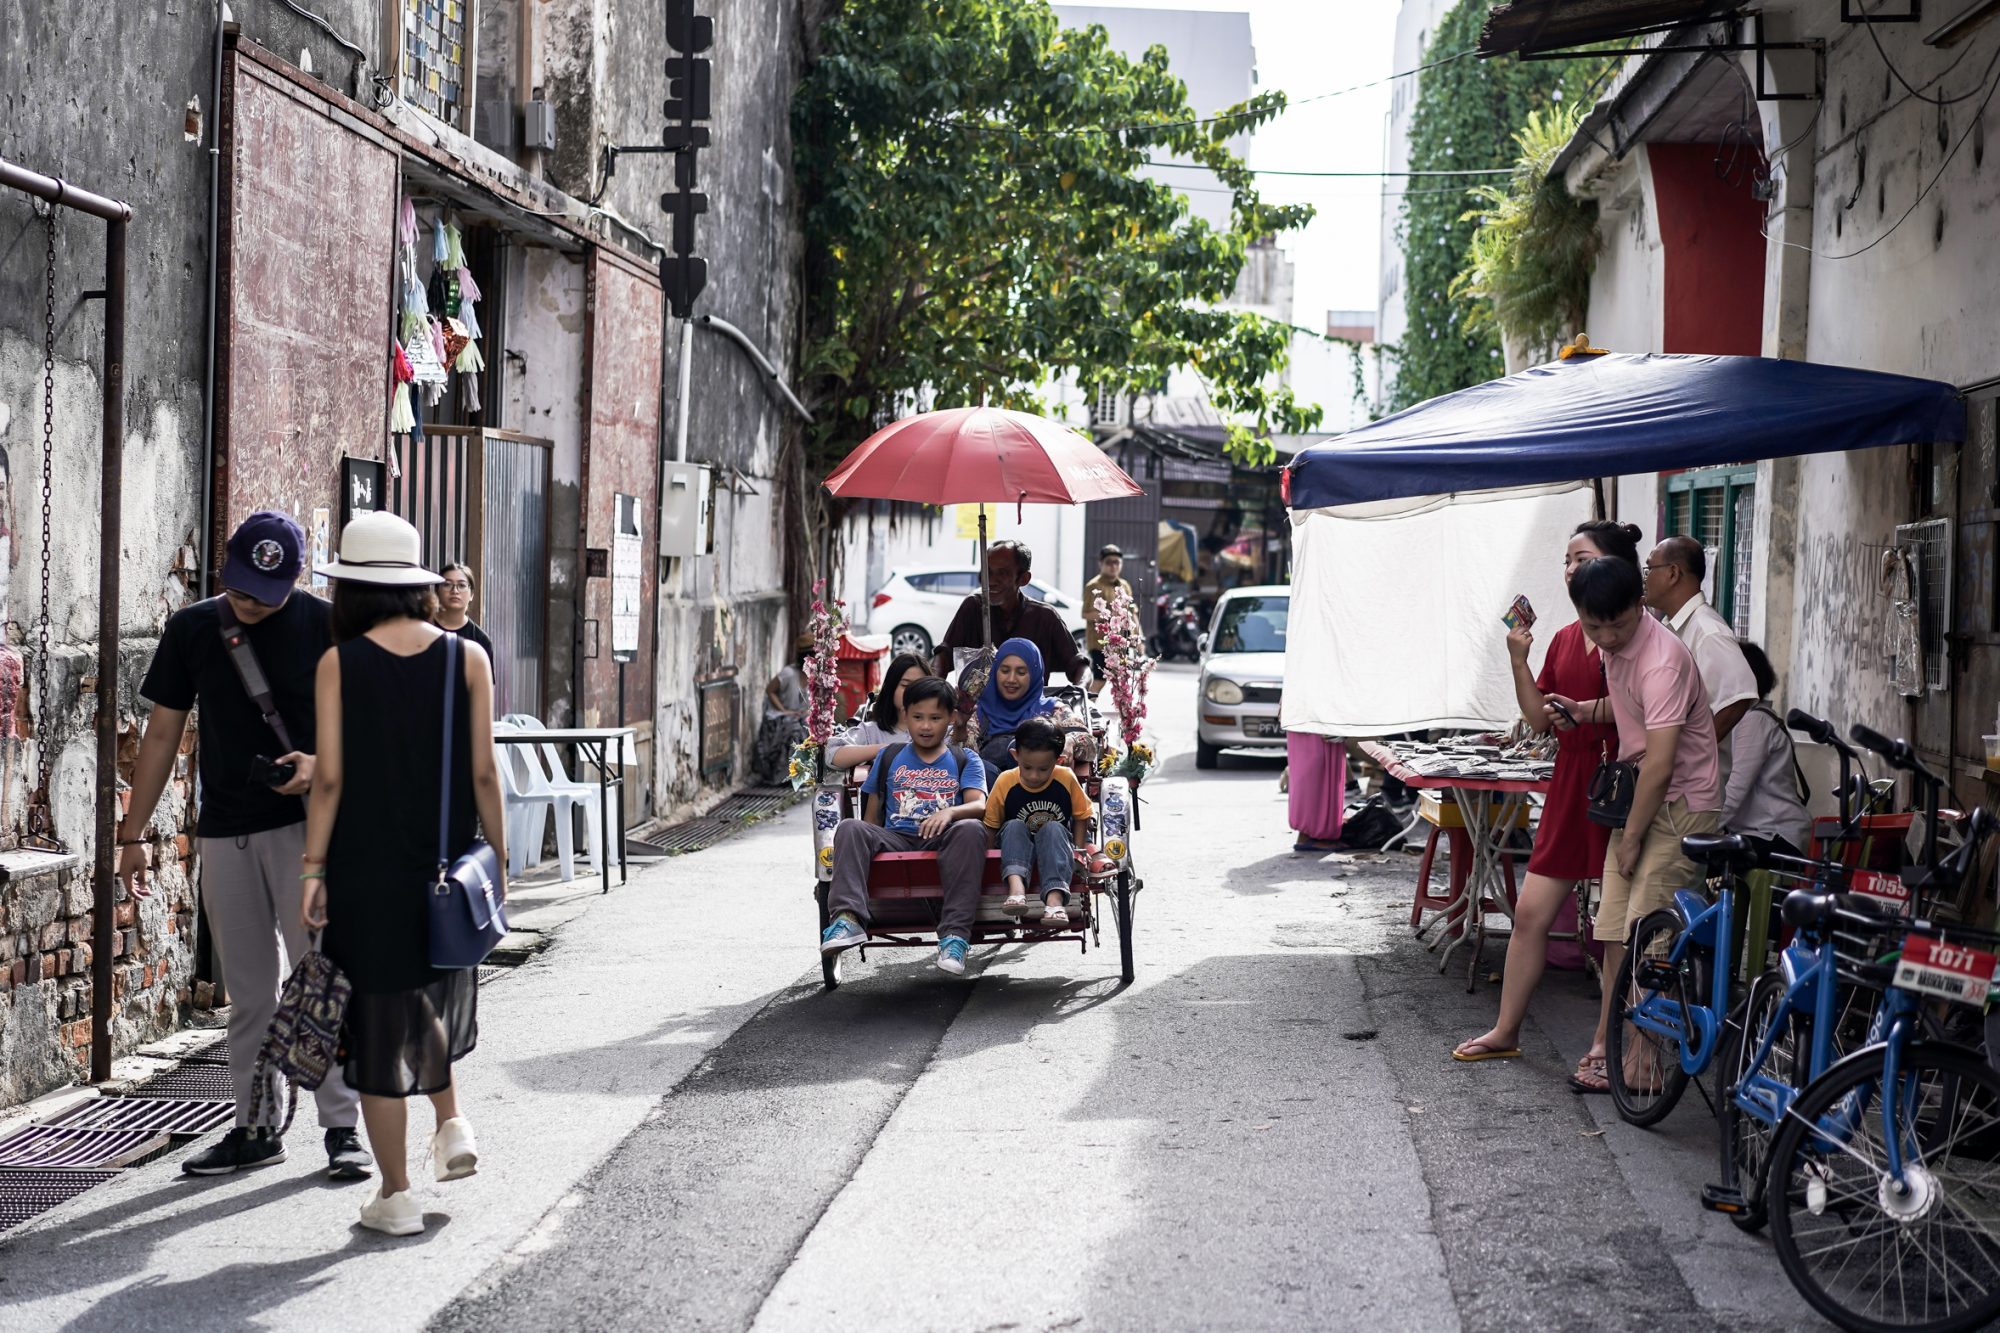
[1769,1042,2000,1332]
[1607,908,1699,1127]
[1719,969,1800,1233]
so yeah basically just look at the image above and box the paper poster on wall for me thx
[611,492,641,662]
[310,507,331,593]
[953,504,1001,540]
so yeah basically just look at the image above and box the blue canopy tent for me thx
[1286,353,1965,516]
[1279,353,1966,736]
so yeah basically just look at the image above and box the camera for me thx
[249,754,297,788]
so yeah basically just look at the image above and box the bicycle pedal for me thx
[1699,1184,1748,1214]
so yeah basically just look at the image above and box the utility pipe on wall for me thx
[0,157,132,1085]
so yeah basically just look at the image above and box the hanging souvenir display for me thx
[389,342,416,435]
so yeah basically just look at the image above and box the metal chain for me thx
[29,208,58,848]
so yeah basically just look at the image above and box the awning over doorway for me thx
[1285,353,1966,517]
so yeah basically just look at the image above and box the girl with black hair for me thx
[1454,520,1642,1092]
[829,652,929,770]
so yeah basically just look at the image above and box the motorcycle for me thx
[1151,592,1204,662]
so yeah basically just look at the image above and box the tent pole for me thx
[1591,477,1606,521]
[979,507,992,652]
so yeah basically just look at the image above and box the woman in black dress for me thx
[302,512,507,1238]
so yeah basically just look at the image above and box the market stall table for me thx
[1360,740,1553,990]
[493,727,636,891]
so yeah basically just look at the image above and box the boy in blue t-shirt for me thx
[821,676,990,974]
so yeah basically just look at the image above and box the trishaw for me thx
[810,405,1150,989]
[809,684,1140,988]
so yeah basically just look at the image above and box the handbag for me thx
[248,943,351,1136]
[1585,755,1640,828]
[427,632,508,969]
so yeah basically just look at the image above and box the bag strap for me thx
[437,631,458,873]
[217,597,295,754]
[869,743,906,825]
[1754,701,1812,801]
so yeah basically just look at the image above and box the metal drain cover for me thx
[631,819,731,854]
[0,1125,166,1169]
[122,1064,237,1101]
[58,1098,233,1136]
[0,1168,119,1231]
[182,1035,231,1065]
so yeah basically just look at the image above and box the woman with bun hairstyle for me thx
[1453,519,1642,1092]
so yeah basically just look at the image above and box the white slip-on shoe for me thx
[358,1188,424,1237]
[432,1117,479,1182]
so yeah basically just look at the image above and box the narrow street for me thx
[0,664,1819,1330]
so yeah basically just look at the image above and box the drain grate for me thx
[631,819,732,854]
[0,1168,120,1231]
[55,1098,233,1136]
[182,1035,230,1065]
[0,1125,166,1169]
[708,792,792,822]
[122,1064,236,1102]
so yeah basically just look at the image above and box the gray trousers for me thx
[827,819,988,940]
[200,823,360,1129]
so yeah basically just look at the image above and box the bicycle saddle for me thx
[1781,888,1897,932]
[1681,832,1755,870]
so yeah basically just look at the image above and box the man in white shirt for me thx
[1643,536,1757,771]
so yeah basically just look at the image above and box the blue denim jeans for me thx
[999,820,1074,902]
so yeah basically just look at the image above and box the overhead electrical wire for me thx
[1140,160,1513,178]
[1856,1,1992,106]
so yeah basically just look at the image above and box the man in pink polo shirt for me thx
[1547,555,1720,1093]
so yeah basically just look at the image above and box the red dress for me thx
[1526,622,1616,881]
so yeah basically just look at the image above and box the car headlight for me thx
[1205,677,1244,705]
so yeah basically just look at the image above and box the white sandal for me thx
[1001,894,1029,916]
[1040,902,1070,928]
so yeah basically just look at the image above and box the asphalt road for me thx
[1,663,1822,1330]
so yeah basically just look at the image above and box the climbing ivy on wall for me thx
[1393,2,1609,410]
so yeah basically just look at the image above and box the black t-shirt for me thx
[139,594,332,837]
[941,595,1086,680]
[446,618,494,660]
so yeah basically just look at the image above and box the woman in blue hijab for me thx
[974,637,1071,775]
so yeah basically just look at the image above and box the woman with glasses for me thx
[435,562,494,660]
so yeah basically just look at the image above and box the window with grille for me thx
[1663,466,1756,634]
[402,0,474,132]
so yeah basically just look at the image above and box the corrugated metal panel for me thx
[390,427,473,573]
[1085,445,1163,636]
[483,435,551,718]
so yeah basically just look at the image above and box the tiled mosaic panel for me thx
[403,0,467,128]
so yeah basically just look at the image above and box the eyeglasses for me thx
[442,581,472,591]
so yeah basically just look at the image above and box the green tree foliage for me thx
[1454,103,1601,352]
[793,0,1322,475]
[1393,2,1605,409]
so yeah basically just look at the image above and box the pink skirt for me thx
[1286,732,1346,841]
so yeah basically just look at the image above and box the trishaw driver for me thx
[934,540,1089,684]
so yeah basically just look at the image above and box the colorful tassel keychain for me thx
[389,343,416,434]
[442,221,466,271]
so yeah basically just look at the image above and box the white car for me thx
[1196,586,1289,769]
[869,565,1088,661]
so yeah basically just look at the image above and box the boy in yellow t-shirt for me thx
[983,717,1095,926]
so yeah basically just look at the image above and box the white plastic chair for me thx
[493,723,553,878]
[499,737,600,882]
[532,737,606,874]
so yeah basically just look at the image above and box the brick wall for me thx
[0,656,200,1108]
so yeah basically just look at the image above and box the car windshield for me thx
[1211,595,1289,653]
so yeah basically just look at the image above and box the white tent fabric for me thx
[1280,486,1599,737]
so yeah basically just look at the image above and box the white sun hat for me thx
[315,511,442,587]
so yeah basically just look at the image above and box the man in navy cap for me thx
[116,510,370,1180]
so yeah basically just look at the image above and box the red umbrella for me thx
[823,406,1142,653]
[824,406,1142,507]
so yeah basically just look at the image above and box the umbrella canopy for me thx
[1285,353,1966,515]
[824,406,1142,506]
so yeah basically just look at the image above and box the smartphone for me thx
[1546,699,1578,728]
[1502,594,1536,632]
[249,754,297,788]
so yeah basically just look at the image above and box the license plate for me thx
[1243,717,1282,738]
[1850,870,1911,914]
[1894,934,1999,1006]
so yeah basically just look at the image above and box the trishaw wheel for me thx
[815,883,841,991]
[1114,870,1136,984]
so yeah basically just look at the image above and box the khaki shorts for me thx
[1593,798,1718,944]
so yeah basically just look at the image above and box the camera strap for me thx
[217,598,295,754]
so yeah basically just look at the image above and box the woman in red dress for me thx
[1453,519,1642,1091]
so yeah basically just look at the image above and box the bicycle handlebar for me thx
[1787,708,1859,760]
[1849,723,1945,790]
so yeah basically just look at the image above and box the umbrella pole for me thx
[979,507,992,652]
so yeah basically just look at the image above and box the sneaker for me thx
[432,1117,479,1182]
[935,935,969,975]
[325,1127,374,1181]
[821,913,868,954]
[358,1187,425,1237]
[182,1126,287,1176]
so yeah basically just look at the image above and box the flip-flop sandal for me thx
[1041,905,1070,928]
[1001,895,1029,916]
[1568,1055,1610,1095]
[1452,1041,1521,1063]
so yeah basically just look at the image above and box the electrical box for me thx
[660,463,714,558]
[524,99,557,151]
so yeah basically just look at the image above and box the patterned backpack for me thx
[247,947,352,1136]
